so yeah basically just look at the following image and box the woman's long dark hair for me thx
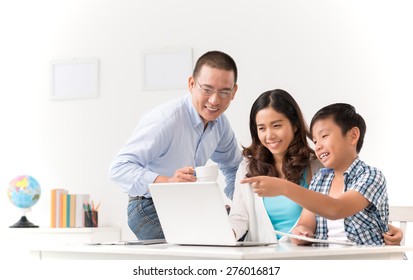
[243,89,315,184]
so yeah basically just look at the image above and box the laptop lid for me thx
[149,182,275,246]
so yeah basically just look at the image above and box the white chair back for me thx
[389,206,413,246]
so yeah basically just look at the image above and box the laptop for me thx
[149,181,277,247]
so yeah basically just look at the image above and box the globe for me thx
[7,175,41,228]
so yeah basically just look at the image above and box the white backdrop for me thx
[0,0,412,243]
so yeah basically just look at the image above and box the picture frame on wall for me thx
[50,58,99,100]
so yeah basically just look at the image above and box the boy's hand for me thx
[291,225,314,245]
[240,176,282,197]
[383,224,403,245]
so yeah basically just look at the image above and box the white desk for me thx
[30,242,412,260]
[1,227,120,260]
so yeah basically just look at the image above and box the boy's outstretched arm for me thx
[241,176,369,220]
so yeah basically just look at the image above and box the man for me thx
[109,51,243,240]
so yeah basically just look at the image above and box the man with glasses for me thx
[109,51,243,240]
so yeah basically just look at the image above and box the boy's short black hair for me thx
[310,103,366,153]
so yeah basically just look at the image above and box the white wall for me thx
[1,0,412,241]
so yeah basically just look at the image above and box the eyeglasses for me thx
[195,79,234,99]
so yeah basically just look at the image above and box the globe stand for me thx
[10,215,38,228]
[10,208,39,228]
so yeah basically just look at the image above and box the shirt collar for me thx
[343,157,362,182]
[319,157,361,179]
[320,168,334,175]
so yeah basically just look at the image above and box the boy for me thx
[241,103,389,245]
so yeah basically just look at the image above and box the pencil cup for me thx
[84,210,98,227]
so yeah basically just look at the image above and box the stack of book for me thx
[50,189,90,228]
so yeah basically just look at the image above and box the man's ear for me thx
[349,127,360,145]
[230,84,238,101]
[188,76,195,91]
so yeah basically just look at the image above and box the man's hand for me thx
[155,166,196,183]
[168,166,196,182]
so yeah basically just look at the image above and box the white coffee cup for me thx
[195,165,218,182]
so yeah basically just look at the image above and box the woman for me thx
[229,89,402,244]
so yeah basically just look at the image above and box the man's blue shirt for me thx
[109,93,242,199]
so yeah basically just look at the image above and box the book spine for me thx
[70,194,76,227]
[61,192,67,228]
[58,190,68,227]
[50,189,57,228]
[66,194,71,227]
